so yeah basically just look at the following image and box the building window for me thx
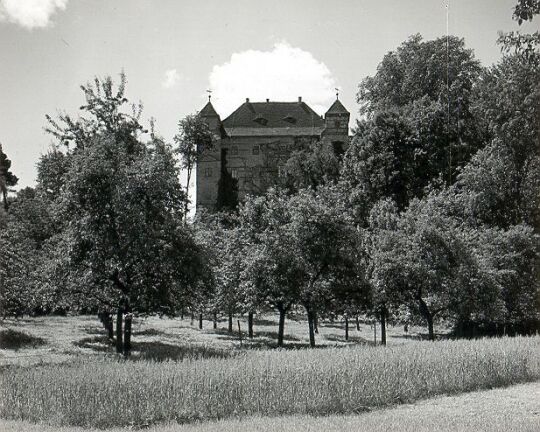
[231,168,238,179]
[334,120,341,128]
[332,141,344,158]
[231,146,238,155]
[204,167,213,177]
[252,145,260,155]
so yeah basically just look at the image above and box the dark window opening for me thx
[332,141,344,158]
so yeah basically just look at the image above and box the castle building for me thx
[196,96,350,210]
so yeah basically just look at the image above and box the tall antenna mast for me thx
[446,0,452,185]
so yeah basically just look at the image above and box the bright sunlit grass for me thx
[0,336,538,428]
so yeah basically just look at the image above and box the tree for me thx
[241,186,356,347]
[45,74,204,356]
[460,54,540,229]
[36,149,69,201]
[498,0,540,63]
[174,114,214,219]
[0,143,18,211]
[366,194,483,341]
[194,211,247,333]
[344,35,486,223]
[216,163,239,212]
[281,139,340,193]
[0,187,56,317]
[240,192,303,347]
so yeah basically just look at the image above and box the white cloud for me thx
[209,42,337,117]
[0,0,69,29]
[162,69,181,88]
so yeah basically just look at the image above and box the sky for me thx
[0,0,536,189]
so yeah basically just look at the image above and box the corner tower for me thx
[196,100,222,210]
[322,97,350,156]
[199,100,222,135]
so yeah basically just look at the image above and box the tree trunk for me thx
[356,315,360,331]
[106,314,114,340]
[417,298,435,341]
[199,312,203,330]
[184,166,192,222]
[345,315,349,340]
[123,311,132,357]
[380,307,387,346]
[190,309,194,326]
[116,306,123,354]
[306,306,316,348]
[248,312,254,338]
[213,311,217,329]
[314,311,319,334]
[277,304,286,348]
[237,320,243,346]
[228,311,233,333]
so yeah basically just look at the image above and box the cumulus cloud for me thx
[0,0,69,29]
[162,69,181,88]
[209,42,337,117]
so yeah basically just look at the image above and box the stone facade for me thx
[196,97,350,210]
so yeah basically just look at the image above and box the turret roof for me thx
[325,98,349,115]
[199,101,219,117]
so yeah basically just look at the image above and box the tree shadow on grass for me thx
[73,336,235,361]
[82,326,106,336]
[253,330,301,341]
[131,341,233,362]
[208,328,302,345]
[0,329,47,350]
[252,317,277,326]
[133,328,166,337]
[73,335,114,352]
[392,332,449,341]
[324,333,374,345]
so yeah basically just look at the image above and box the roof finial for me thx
[206,89,212,102]
[335,88,340,99]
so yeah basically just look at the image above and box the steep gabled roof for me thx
[199,101,219,117]
[222,101,324,130]
[325,98,349,115]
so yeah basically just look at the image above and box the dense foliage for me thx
[1,29,538,349]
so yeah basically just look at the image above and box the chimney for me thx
[266,98,270,102]
[246,98,250,103]
[298,96,302,102]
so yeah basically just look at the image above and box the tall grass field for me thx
[1,336,539,428]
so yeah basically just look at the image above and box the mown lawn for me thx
[0,314,438,367]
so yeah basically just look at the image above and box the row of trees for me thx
[0,1,538,352]
[188,29,540,346]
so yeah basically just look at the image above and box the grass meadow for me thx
[1,334,539,428]
[1,381,539,432]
